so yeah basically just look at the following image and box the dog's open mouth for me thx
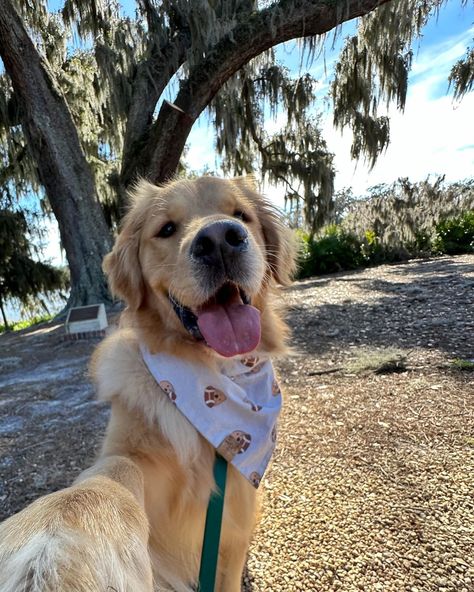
[169,282,261,358]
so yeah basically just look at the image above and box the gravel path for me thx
[245,255,474,592]
[1,254,473,591]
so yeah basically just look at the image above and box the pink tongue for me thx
[197,303,261,358]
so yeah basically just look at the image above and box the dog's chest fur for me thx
[92,328,258,588]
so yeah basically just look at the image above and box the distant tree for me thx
[331,187,358,224]
[342,176,474,251]
[0,210,68,329]
[0,0,471,305]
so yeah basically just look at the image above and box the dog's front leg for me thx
[216,539,250,592]
[0,455,153,592]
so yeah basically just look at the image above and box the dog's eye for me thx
[233,210,250,223]
[157,222,177,238]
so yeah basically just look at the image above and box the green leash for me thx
[198,454,228,592]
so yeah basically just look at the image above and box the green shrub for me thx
[432,211,474,255]
[296,207,474,280]
[298,224,416,278]
[298,226,364,277]
[360,229,389,264]
[451,358,474,371]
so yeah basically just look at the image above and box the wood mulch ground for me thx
[1,254,473,591]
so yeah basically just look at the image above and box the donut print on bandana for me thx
[244,397,262,412]
[204,386,227,408]
[271,424,277,443]
[241,356,259,368]
[249,471,261,487]
[159,380,177,403]
[272,379,281,396]
[217,431,252,461]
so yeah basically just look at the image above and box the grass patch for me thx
[0,313,54,334]
[451,358,474,371]
[346,347,410,375]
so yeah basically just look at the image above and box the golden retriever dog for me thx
[0,176,296,592]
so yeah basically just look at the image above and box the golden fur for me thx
[0,176,296,591]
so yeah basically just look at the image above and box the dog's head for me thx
[104,176,296,358]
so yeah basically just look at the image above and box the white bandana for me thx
[140,346,282,488]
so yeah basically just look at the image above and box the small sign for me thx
[65,303,108,337]
[68,305,100,323]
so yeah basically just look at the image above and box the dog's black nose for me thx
[191,220,249,265]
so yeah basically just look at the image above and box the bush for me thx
[296,177,474,279]
[360,229,387,265]
[296,178,474,279]
[298,226,364,277]
[341,177,474,254]
[297,213,474,280]
[298,223,417,278]
[432,211,474,255]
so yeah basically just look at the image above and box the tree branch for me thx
[121,28,191,186]
[125,0,392,185]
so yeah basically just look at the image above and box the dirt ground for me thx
[0,254,473,591]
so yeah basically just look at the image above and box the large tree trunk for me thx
[0,0,113,307]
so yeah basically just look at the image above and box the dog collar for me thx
[168,293,204,341]
[140,345,282,488]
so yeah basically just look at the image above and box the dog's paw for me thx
[0,478,153,592]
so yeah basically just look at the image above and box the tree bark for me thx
[120,30,191,199]
[124,0,392,185]
[0,297,9,330]
[0,0,113,307]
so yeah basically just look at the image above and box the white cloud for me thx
[264,111,287,135]
[33,217,64,267]
[411,27,473,79]
[185,119,218,172]
[43,218,63,266]
[323,30,474,195]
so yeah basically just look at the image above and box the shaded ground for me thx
[1,255,473,591]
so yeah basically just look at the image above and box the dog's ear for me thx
[103,180,156,310]
[255,197,298,286]
[233,177,298,286]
